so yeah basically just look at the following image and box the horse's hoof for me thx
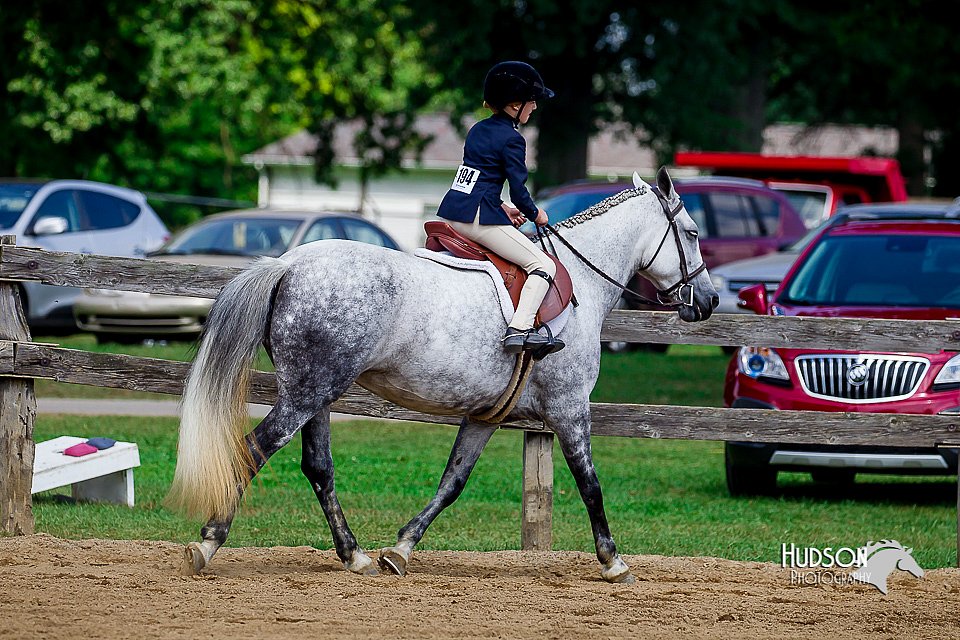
[378,548,408,576]
[601,557,634,584]
[181,542,206,576]
[344,552,378,576]
[610,571,635,584]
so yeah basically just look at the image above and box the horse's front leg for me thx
[548,408,634,584]
[301,408,378,575]
[379,418,496,576]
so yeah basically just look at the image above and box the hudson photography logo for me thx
[781,539,924,594]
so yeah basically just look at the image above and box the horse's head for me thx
[634,167,719,322]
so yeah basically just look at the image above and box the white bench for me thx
[32,436,141,507]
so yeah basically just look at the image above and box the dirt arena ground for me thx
[1,534,958,639]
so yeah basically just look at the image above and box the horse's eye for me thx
[686,229,699,238]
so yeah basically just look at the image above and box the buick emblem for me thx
[847,362,869,387]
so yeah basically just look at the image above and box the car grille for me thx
[795,354,929,403]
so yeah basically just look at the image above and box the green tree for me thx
[766,0,960,196]
[2,0,300,225]
[1,1,146,178]
[253,0,441,211]
[403,0,793,188]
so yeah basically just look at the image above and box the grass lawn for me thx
[30,417,956,568]
[28,338,959,569]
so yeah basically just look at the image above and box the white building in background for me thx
[241,113,897,252]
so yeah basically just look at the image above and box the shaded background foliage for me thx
[2,0,958,228]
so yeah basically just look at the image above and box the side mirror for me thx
[32,216,69,236]
[737,283,769,315]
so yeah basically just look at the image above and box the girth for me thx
[423,220,574,324]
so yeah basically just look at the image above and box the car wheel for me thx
[602,339,632,354]
[725,446,778,496]
[811,469,856,486]
[638,342,670,353]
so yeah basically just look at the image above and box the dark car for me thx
[529,176,808,351]
[74,209,400,342]
[723,210,960,495]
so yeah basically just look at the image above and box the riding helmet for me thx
[482,61,555,110]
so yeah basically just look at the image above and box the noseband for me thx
[538,190,705,308]
[639,192,707,307]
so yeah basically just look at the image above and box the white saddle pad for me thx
[414,248,571,337]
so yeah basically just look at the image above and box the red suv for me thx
[533,176,807,350]
[723,211,960,495]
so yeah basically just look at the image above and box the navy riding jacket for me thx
[437,112,539,225]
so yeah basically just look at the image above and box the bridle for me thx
[539,189,706,308]
[642,190,707,307]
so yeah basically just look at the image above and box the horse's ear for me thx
[632,171,645,189]
[656,166,677,201]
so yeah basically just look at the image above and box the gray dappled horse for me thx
[166,167,719,584]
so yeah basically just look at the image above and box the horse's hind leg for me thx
[301,407,377,576]
[379,418,496,576]
[182,398,314,575]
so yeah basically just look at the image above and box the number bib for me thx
[450,164,481,194]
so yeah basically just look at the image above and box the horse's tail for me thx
[165,256,291,521]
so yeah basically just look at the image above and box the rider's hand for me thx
[502,203,525,227]
[534,208,549,227]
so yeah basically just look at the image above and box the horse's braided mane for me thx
[546,185,648,233]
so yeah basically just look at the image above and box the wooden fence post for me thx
[0,235,36,535]
[521,431,553,550]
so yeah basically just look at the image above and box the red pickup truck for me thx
[674,151,908,229]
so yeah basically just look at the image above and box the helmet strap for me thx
[510,101,527,129]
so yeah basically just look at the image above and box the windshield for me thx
[538,190,616,223]
[780,190,829,229]
[161,217,303,257]
[0,183,41,229]
[781,233,960,308]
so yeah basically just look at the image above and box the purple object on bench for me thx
[86,437,116,450]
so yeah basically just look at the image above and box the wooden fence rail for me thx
[3,245,960,351]
[1,243,958,563]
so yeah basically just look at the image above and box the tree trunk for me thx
[728,64,767,151]
[897,115,927,197]
[531,61,595,190]
[931,129,960,198]
[726,34,769,152]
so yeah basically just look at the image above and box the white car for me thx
[709,249,800,315]
[0,179,170,332]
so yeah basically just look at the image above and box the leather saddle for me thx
[424,220,575,324]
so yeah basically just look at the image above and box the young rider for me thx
[437,61,562,354]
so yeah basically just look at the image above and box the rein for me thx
[536,192,705,308]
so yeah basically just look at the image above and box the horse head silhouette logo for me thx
[849,540,924,594]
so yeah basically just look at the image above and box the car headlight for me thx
[737,346,790,381]
[933,353,960,387]
[710,274,726,291]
